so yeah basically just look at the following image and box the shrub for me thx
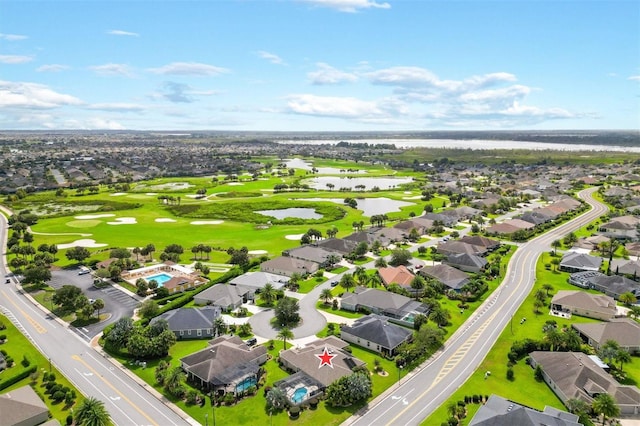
[0,334,6,341]
[223,392,235,405]
[0,365,37,390]
[66,414,73,426]
[506,368,514,381]
[21,355,30,367]
[52,390,66,402]
[289,405,300,419]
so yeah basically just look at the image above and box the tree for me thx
[354,266,368,286]
[541,283,554,297]
[619,292,637,306]
[429,306,450,328]
[320,288,333,305]
[565,398,592,426]
[265,387,288,412]
[65,246,91,263]
[22,265,52,286]
[276,327,294,350]
[260,283,276,306]
[599,340,620,365]
[213,317,227,336]
[389,249,412,266]
[135,279,148,296]
[155,360,170,385]
[592,393,620,426]
[52,285,83,312]
[615,348,632,372]
[275,297,300,326]
[105,317,134,349]
[339,274,356,292]
[74,396,111,426]
[138,299,159,319]
[368,273,382,288]
[410,275,426,299]
[164,366,186,398]
[374,257,387,268]
[92,299,104,318]
[325,371,372,407]
[551,239,562,256]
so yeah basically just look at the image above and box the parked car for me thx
[245,337,257,347]
[330,281,338,287]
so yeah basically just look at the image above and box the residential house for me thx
[485,218,535,236]
[610,259,640,279]
[423,212,458,227]
[260,256,319,277]
[559,251,602,273]
[0,385,50,426]
[529,351,640,415]
[194,284,246,311]
[443,253,488,273]
[278,336,366,389]
[420,264,470,291]
[572,318,640,354]
[340,314,413,356]
[315,238,358,256]
[162,275,204,295]
[587,275,640,300]
[626,241,640,257]
[180,335,268,395]
[150,306,222,339]
[229,271,289,299]
[340,287,429,325]
[378,265,415,288]
[600,216,640,240]
[459,235,500,252]
[283,245,340,268]
[469,394,581,426]
[393,217,434,236]
[436,240,487,257]
[574,235,611,252]
[344,229,392,248]
[550,290,618,321]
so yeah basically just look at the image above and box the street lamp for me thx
[397,364,403,387]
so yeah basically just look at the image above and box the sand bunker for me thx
[58,239,108,249]
[227,182,244,186]
[110,192,127,196]
[107,217,137,225]
[248,250,268,255]
[145,192,158,195]
[74,214,116,220]
[402,195,424,200]
[191,220,224,225]
[285,234,305,240]
[155,218,177,223]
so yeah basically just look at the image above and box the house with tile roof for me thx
[150,306,222,339]
[529,351,640,415]
[459,235,501,251]
[340,314,413,356]
[469,394,582,426]
[572,318,640,354]
[378,265,415,288]
[420,264,470,291]
[260,256,319,277]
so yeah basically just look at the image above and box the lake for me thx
[285,158,366,174]
[298,197,415,217]
[256,208,323,220]
[305,176,413,191]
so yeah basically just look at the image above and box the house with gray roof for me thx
[443,253,488,273]
[588,275,640,300]
[284,245,340,267]
[572,318,640,354]
[459,235,500,251]
[529,351,640,416]
[150,306,222,339]
[260,256,318,277]
[340,314,412,356]
[550,290,617,321]
[611,259,640,278]
[420,264,470,291]
[469,394,582,426]
[278,336,365,388]
[340,287,429,325]
[193,284,246,311]
[559,251,603,273]
[393,217,434,235]
[229,271,289,296]
[180,335,268,395]
[344,229,393,248]
[599,215,640,240]
[0,385,50,426]
[436,240,487,257]
[315,238,358,255]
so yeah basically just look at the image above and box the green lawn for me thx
[297,276,325,294]
[0,314,83,423]
[316,302,363,319]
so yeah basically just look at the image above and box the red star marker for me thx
[315,346,337,369]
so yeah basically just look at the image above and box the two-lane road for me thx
[347,187,608,425]
[0,213,193,426]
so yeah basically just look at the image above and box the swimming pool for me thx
[292,386,307,404]
[235,377,256,393]
[145,273,173,287]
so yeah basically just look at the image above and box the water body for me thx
[305,176,413,191]
[278,139,640,153]
[285,158,366,174]
[256,208,323,220]
[298,197,415,217]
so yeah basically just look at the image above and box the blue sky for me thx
[1,0,638,131]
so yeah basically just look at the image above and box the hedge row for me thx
[0,365,37,391]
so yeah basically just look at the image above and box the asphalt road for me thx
[345,187,608,425]
[0,214,193,426]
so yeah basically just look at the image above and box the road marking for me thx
[1,290,47,334]
[72,355,159,426]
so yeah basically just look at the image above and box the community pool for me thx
[292,386,308,404]
[236,377,256,393]
[145,273,173,287]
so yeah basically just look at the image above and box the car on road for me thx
[5,278,10,284]
[78,266,91,275]
[330,281,338,287]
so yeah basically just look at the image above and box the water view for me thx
[256,208,323,220]
[285,158,366,174]
[305,176,413,191]
[298,197,415,217]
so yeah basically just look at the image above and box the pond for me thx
[256,208,323,220]
[285,158,365,175]
[298,197,415,217]
[305,176,413,191]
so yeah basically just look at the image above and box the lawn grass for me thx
[0,314,82,423]
[316,302,363,319]
[422,253,632,425]
[297,276,325,294]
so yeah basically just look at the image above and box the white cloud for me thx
[149,81,220,103]
[628,75,640,82]
[147,62,229,76]
[308,63,358,85]
[367,66,440,87]
[87,103,145,112]
[0,33,28,41]
[83,118,125,130]
[257,51,285,65]
[0,54,34,64]
[89,63,134,77]
[107,29,139,37]
[285,93,398,119]
[37,64,70,72]
[0,80,83,109]
[300,0,391,13]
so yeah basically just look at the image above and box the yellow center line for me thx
[72,355,159,426]
[1,290,47,334]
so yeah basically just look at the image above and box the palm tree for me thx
[541,283,554,297]
[320,288,333,305]
[368,273,382,288]
[592,393,620,426]
[429,307,450,328]
[213,317,227,336]
[599,340,621,365]
[551,239,562,256]
[410,275,426,300]
[74,396,111,426]
[277,327,294,350]
[619,292,637,306]
[92,299,104,319]
[354,266,368,286]
[260,283,276,306]
[615,348,632,372]
[164,366,186,397]
[565,398,591,425]
[340,273,356,292]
